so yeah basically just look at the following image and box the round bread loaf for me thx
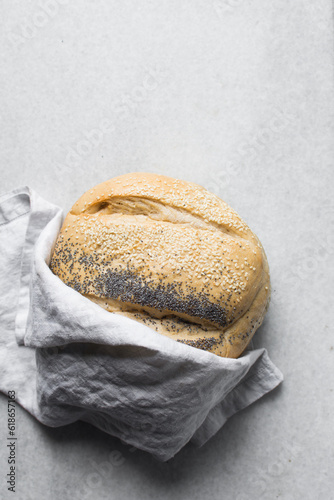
[50,172,270,358]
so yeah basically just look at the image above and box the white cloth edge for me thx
[0,186,284,461]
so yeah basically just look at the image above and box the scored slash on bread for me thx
[50,173,270,358]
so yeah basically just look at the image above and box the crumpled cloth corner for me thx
[0,186,283,461]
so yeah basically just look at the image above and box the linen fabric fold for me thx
[0,187,283,461]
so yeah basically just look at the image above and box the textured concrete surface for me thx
[0,1,333,499]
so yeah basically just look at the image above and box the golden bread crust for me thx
[50,173,270,358]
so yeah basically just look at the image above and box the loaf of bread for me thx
[50,173,270,358]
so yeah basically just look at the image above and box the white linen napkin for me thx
[0,186,283,461]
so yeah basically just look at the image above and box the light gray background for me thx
[0,1,333,499]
